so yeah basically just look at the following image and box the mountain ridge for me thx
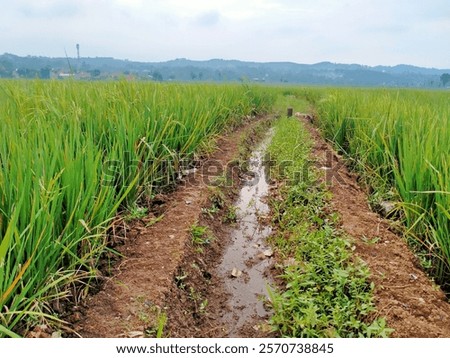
[1,53,449,87]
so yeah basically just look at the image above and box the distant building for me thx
[58,72,74,79]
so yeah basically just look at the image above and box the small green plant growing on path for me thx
[190,223,213,246]
[124,205,148,221]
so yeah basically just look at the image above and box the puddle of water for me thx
[218,131,273,336]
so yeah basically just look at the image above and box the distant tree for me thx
[91,69,101,77]
[17,68,38,78]
[152,71,163,81]
[40,67,51,79]
[440,73,450,87]
[0,60,14,77]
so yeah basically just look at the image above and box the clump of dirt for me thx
[301,115,450,338]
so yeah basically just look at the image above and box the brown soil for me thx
[301,115,450,338]
[73,117,274,338]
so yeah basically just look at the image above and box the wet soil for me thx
[217,131,274,336]
[301,114,450,337]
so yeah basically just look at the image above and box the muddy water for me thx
[218,132,274,336]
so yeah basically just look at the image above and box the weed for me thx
[361,236,381,245]
[224,205,238,223]
[144,308,167,338]
[190,223,213,246]
[175,270,188,289]
[199,299,208,314]
[124,205,148,221]
[145,214,164,227]
[211,174,229,187]
[202,187,226,218]
[208,187,226,209]
[201,206,220,218]
[187,287,208,317]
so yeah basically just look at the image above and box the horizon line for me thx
[1,52,449,71]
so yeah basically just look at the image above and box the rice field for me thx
[0,80,273,337]
[308,88,450,288]
[0,80,448,337]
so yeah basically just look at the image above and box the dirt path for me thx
[161,121,276,338]
[302,116,450,337]
[75,118,268,337]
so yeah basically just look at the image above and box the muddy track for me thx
[163,126,276,338]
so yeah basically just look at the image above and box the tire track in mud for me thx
[216,130,274,336]
[163,119,276,338]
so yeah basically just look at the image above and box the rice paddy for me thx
[0,80,448,337]
[310,88,449,287]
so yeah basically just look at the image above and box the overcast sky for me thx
[0,0,449,68]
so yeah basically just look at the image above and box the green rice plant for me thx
[312,88,450,288]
